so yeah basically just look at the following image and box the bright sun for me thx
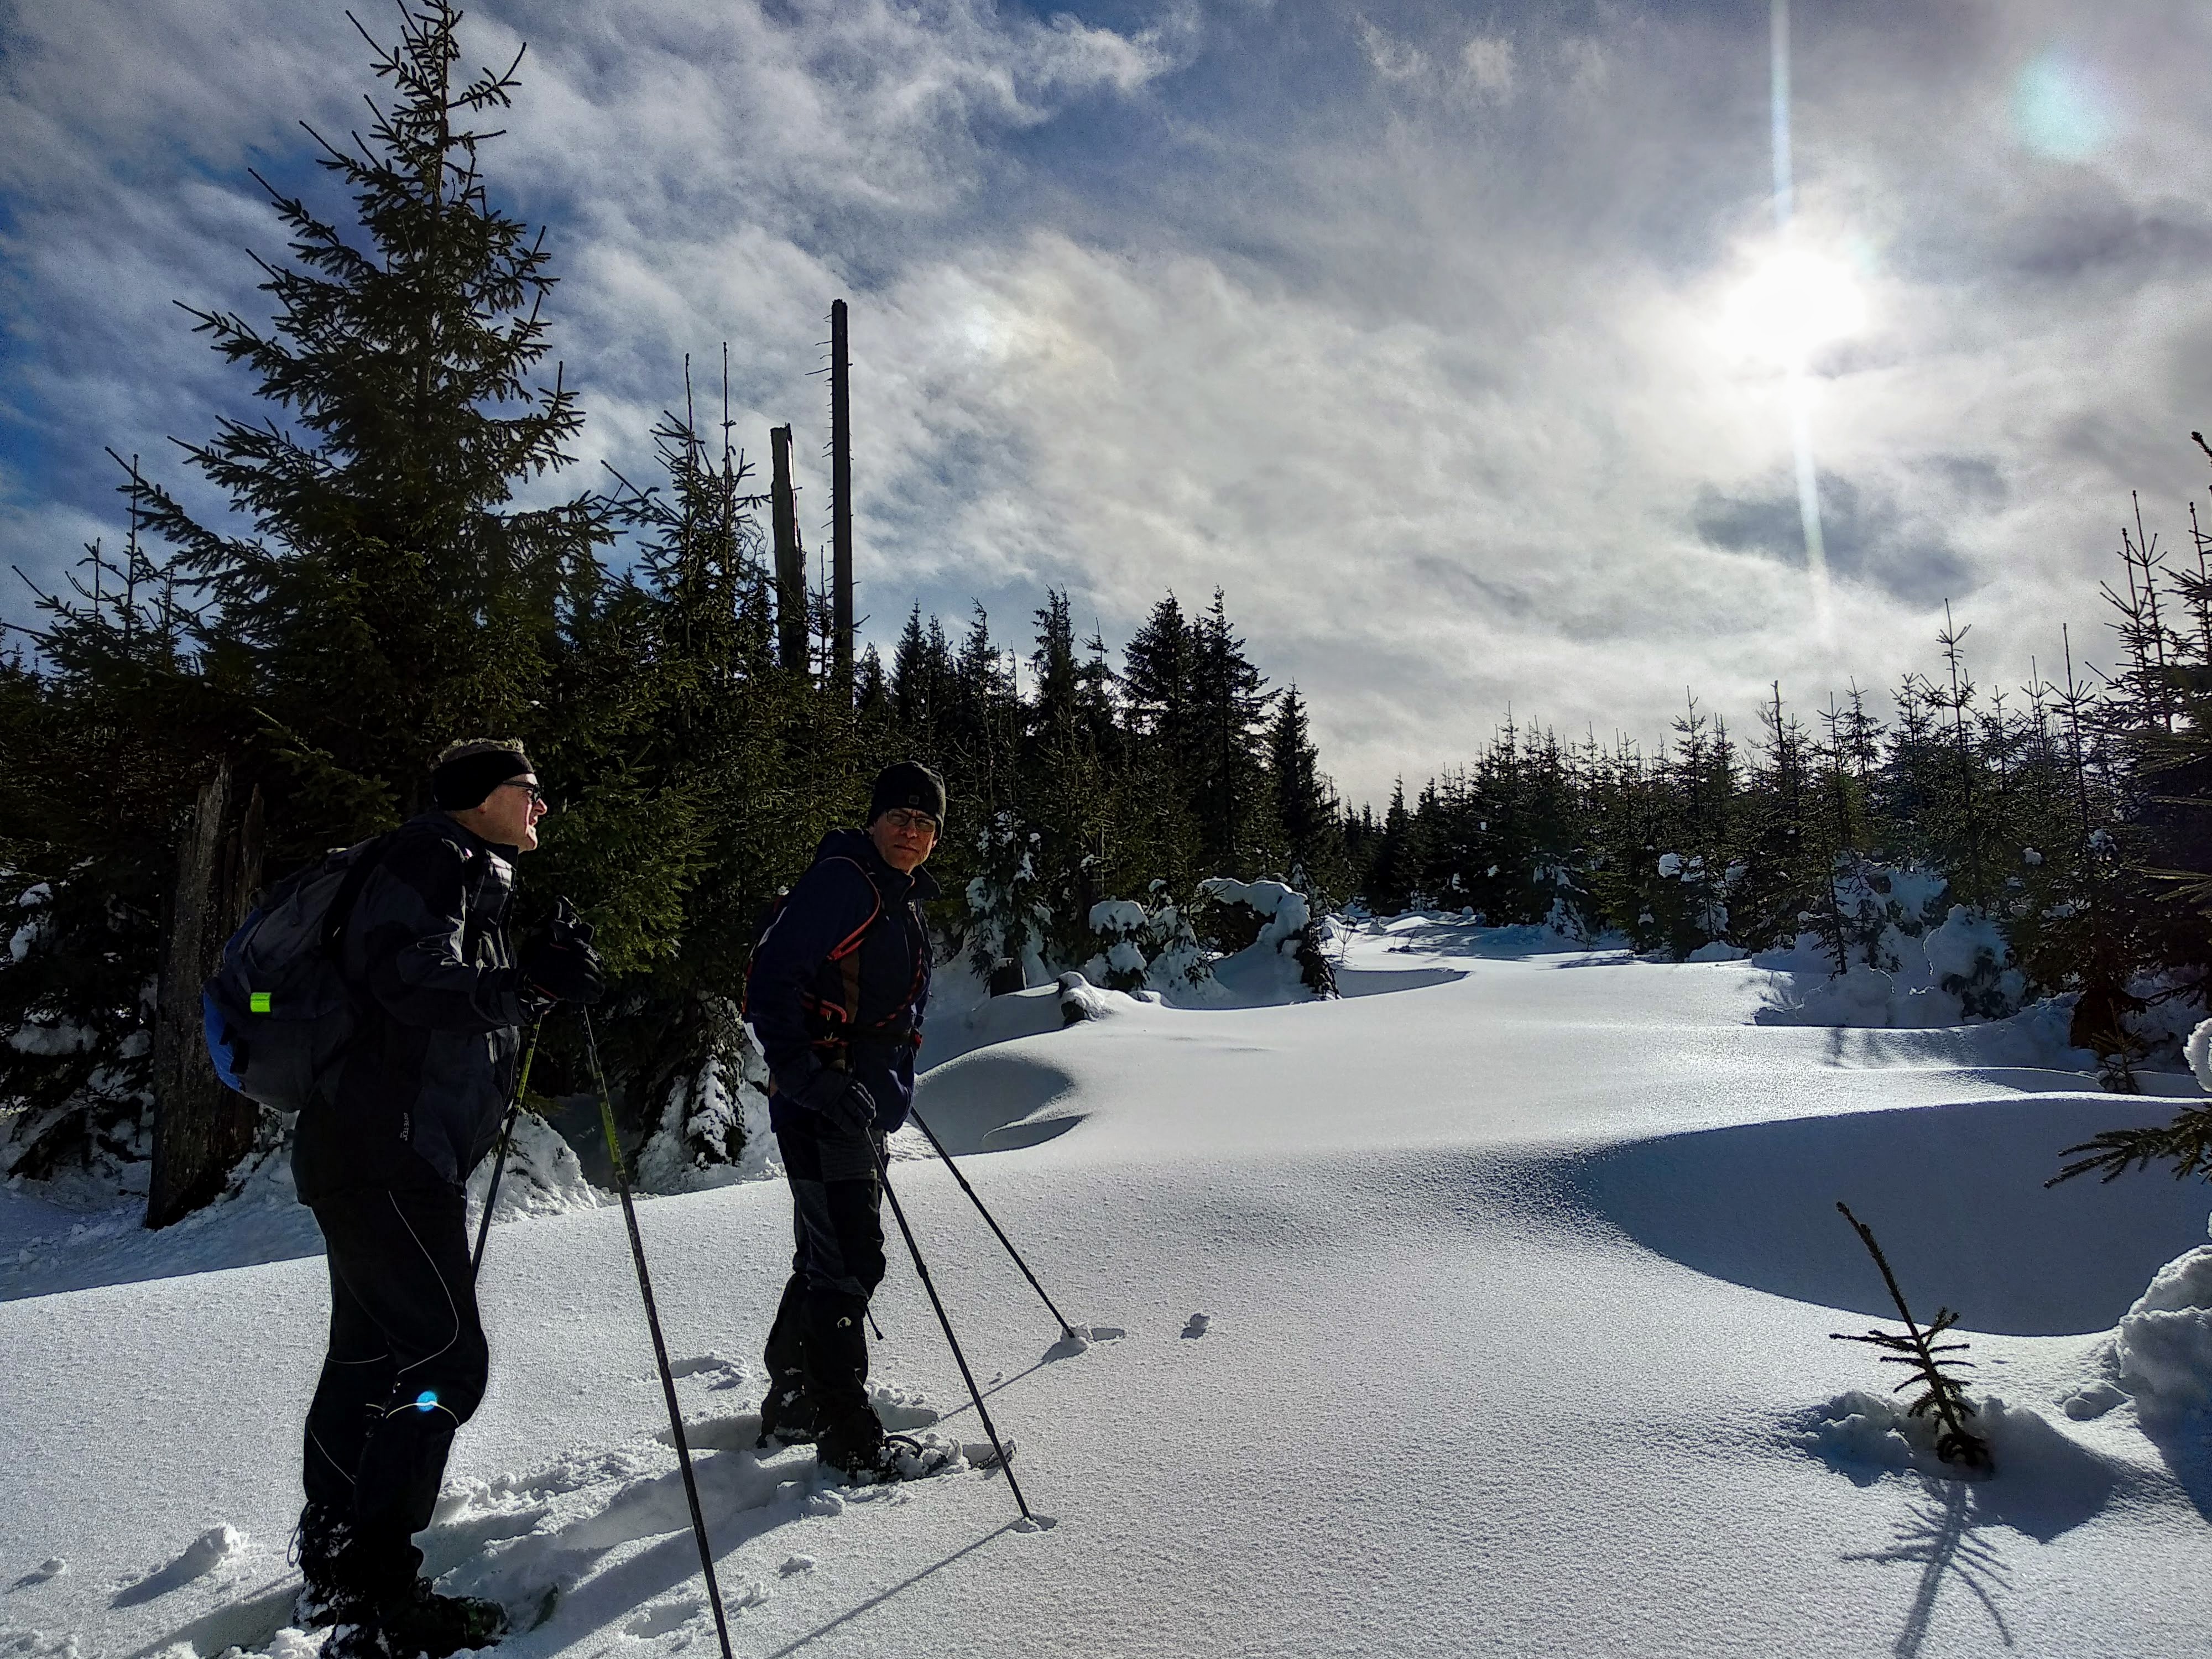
[1719,248,1867,368]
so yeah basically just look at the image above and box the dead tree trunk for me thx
[771,424,807,675]
[829,298,854,694]
[147,764,267,1228]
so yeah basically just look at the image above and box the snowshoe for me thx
[371,1578,510,1658]
[823,1432,957,1485]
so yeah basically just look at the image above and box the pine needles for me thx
[2048,1103,2212,1187]
[1830,1202,1992,1473]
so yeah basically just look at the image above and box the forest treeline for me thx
[2,3,2208,1214]
[1351,550,2212,1081]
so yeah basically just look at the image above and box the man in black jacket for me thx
[746,761,945,1481]
[293,740,604,1659]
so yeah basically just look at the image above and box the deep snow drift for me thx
[3,917,2210,1657]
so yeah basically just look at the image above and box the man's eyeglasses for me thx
[495,779,547,805]
[881,810,937,836]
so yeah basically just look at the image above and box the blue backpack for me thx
[202,834,393,1111]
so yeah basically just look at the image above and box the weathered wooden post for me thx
[147,763,267,1228]
[829,298,854,692]
[770,424,807,675]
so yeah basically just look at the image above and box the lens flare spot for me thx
[2013,50,2112,161]
[1720,248,1867,369]
[414,1390,439,1412]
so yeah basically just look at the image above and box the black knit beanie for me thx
[432,745,534,811]
[868,761,947,825]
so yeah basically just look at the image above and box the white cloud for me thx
[6,0,2212,805]
[1354,17,1428,85]
[1458,36,1516,102]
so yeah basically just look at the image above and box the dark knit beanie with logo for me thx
[868,761,947,826]
[432,744,534,811]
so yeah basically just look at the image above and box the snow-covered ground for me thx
[4,919,2210,1657]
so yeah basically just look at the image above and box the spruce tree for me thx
[1267,684,1346,904]
[138,0,607,853]
[1189,591,1275,873]
[3,2,609,1201]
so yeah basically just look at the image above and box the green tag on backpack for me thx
[249,991,272,1014]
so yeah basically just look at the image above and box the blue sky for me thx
[4,0,2209,803]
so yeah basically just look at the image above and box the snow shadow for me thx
[757,1522,1015,1659]
[1808,1018,2204,1095]
[1333,964,1469,997]
[908,1051,1084,1156]
[1562,1097,2212,1335]
[1794,1391,2127,1540]
[1844,1479,2014,1658]
[122,1579,300,1659]
[0,1183,327,1303]
[1353,915,1620,962]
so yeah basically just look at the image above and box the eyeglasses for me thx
[881,810,938,836]
[495,779,547,805]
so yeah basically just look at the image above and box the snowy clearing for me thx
[3,921,2209,1657]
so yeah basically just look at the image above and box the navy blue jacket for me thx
[748,829,937,1135]
[293,813,528,1201]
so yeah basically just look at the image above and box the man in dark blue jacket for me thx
[747,761,945,1480]
[293,740,604,1659]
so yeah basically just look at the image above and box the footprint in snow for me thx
[1047,1323,1128,1360]
[1181,1313,1211,1339]
[10,1558,65,1591]
[667,1353,747,1383]
[625,1597,703,1638]
[779,1554,816,1576]
[111,1526,246,1608]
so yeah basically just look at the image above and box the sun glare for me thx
[1719,248,1867,369]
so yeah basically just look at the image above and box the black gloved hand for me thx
[524,899,606,1005]
[799,1069,876,1135]
[551,896,596,951]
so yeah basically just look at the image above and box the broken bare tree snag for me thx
[1829,1201,1992,1471]
[770,423,806,675]
[830,297,854,693]
[148,761,266,1228]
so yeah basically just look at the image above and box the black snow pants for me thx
[763,1113,887,1464]
[303,1183,490,1595]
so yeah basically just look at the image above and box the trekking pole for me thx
[868,1135,1036,1525]
[581,1007,737,1659]
[470,1016,542,1280]
[904,1105,1079,1342]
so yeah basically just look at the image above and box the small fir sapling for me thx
[1830,1202,1992,1472]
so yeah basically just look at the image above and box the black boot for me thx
[758,1371,819,1447]
[804,1291,885,1474]
[294,1501,362,1630]
[759,1277,818,1446]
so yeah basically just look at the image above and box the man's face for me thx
[869,808,937,874]
[467,774,547,852]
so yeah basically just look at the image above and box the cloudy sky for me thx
[3,0,2208,804]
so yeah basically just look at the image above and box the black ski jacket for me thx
[748,828,937,1136]
[292,812,528,1202]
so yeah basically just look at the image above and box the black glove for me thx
[798,1069,876,1135]
[524,899,606,1005]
